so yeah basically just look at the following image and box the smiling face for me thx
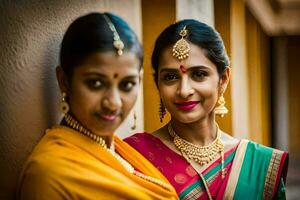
[58,51,141,136]
[158,43,229,124]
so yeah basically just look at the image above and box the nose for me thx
[177,75,194,99]
[102,87,122,111]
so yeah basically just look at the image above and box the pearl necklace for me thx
[64,114,172,191]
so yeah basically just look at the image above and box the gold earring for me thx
[60,92,69,114]
[214,94,228,117]
[131,110,137,130]
[159,99,166,123]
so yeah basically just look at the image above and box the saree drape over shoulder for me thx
[17,126,178,200]
[125,133,288,200]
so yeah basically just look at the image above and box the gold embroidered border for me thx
[263,149,283,200]
[182,186,203,200]
[206,169,220,185]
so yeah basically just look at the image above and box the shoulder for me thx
[245,139,288,156]
[17,147,71,199]
[19,134,83,182]
[238,139,289,177]
[124,132,157,146]
[124,132,167,156]
[18,128,92,194]
[220,131,240,149]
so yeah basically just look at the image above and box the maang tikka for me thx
[172,26,190,61]
[103,14,124,56]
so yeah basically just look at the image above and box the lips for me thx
[96,112,120,121]
[175,101,199,111]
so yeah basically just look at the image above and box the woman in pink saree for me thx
[125,19,288,199]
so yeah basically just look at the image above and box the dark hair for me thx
[151,19,229,85]
[60,12,143,79]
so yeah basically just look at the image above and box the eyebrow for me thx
[82,72,106,78]
[82,72,138,79]
[159,65,210,74]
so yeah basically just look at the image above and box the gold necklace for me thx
[64,113,172,191]
[168,123,224,166]
[168,123,226,200]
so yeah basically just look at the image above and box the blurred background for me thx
[0,0,299,199]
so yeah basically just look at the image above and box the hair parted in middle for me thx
[151,19,230,86]
[60,12,143,81]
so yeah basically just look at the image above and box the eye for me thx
[120,81,136,92]
[85,79,104,90]
[162,73,179,82]
[191,70,208,81]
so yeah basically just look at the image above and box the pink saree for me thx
[125,133,238,200]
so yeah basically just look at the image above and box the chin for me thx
[173,114,200,124]
[92,124,120,136]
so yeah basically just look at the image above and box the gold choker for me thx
[168,123,224,166]
[64,113,172,191]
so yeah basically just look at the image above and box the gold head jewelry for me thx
[172,26,190,61]
[214,94,228,117]
[168,123,224,166]
[103,14,124,56]
[64,113,172,191]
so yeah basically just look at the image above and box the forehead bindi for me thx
[113,73,119,78]
[179,65,187,73]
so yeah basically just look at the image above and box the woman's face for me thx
[62,51,141,136]
[158,43,229,124]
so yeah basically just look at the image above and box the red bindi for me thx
[179,65,187,73]
[113,73,118,78]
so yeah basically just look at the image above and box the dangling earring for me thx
[159,99,166,123]
[60,92,69,114]
[215,93,228,117]
[131,110,137,130]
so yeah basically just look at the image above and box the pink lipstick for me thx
[96,112,119,121]
[175,101,199,111]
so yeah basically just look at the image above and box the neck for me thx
[63,113,115,150]
[170,115,217,146]
[105,136,114,149]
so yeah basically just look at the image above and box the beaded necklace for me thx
[167,123,226,200]
[64,113,172,191]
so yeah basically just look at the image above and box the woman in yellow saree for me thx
[125,19,288,199]
[17,12,177,200]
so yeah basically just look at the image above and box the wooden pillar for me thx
[230,0,250,139]
[142,0,176,132]
[214,0,233,134]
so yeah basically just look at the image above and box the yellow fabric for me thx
[17,126,178,200]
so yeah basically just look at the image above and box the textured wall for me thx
[0,0,142,199]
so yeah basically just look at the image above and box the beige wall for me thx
[0,1,141,199]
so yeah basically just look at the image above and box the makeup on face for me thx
[68,51,140,136]
[174,100,200,111]
[179,64,187,73]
